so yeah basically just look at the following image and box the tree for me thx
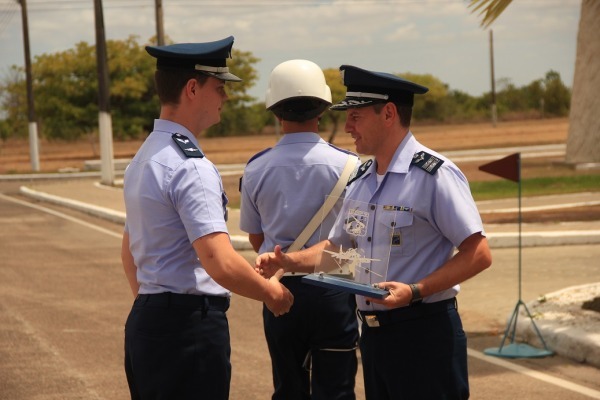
[495,78,530,117]
[33,41,99,140]
[0,66,28,139]
[543,71,571,117]
[205,49,263,137]
[323,67,346,143]
[3,36,158,141]
[400,73,449,121]
[522,79,544,116]
[1,40,263,140]
[106,36,158,139]
[444,89,487,123]
[469,0,600,164]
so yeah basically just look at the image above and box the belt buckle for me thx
[365,315,380,328]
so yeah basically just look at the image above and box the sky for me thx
[0,0,581,102]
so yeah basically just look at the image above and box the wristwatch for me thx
[409,283,423,305]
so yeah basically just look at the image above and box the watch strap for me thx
[409,283,423,305]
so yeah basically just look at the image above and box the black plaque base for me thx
[302,273,389,299]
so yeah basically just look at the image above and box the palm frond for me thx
[468,0,513,28]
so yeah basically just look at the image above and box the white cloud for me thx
[0,0,580,100]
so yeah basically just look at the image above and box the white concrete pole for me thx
[99,111,114,185]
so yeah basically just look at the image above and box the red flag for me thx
[478,153,520,182]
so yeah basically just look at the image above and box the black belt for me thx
[358,298,457,328]
[135,292,230,312]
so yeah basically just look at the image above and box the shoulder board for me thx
[247,147,272,165]
[172,133,204,158]
[411,151,444,175]
[327,142,355,156]
[241,147,272,192]
[347,159,373,186]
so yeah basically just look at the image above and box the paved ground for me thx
[1,175,600,399]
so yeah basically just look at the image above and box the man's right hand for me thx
[264,277,294,316]
[255,244,289,278]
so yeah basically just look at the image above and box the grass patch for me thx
[471,174,600,201]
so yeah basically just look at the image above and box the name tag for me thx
[383,205,412,212]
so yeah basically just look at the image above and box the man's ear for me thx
[383,102,397,126]
[186,78,197,98]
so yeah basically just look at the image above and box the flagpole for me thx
[518,153,522,302]
[482,152,552,358]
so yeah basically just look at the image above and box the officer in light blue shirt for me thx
[256,65,492,400]
[240,60,360,400]
[121,36,293,400]
[125,119,230,296]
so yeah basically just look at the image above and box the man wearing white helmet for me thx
[240,59,360,400]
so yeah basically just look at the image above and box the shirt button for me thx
[366,300,371,305]
[370,205,375,210]
[367,237,371,242]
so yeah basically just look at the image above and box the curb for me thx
[20,186,126,225]
[515,283,600,369]
[19,186,254,251]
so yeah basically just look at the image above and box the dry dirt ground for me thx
[0,118,572,175]
[1,117,599,224]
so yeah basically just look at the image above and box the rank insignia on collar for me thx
[347,159,373,186]
[172,133,204,158]
[411,151,443,175]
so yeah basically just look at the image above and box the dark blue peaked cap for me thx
[145,36,242,82]
[330,65,428,110]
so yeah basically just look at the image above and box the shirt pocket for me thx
[382,210,414,257]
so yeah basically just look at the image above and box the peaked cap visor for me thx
[330,65,428,110]
[146,36,242,82]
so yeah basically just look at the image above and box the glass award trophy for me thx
[302,197,394,299]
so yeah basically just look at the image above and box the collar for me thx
[386,131,418,174]
[153,119,201,148]
[275,132,324,147]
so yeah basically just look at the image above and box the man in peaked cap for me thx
[255,65,491,399]
[121,37,293,400]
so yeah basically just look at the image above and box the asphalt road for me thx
[1,191,600,399]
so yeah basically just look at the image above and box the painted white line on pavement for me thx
[468,348,600,399]
[488,230,600,238]
[451,151,565,163]
[0,193,122,240]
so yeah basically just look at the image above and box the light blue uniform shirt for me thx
[329,132,486,311]
[123,119,230,297]
[240,132,357,255]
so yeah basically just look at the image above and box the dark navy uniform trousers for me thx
[124,292,231,400]
[263,276,359,400]
[359,298,469,400]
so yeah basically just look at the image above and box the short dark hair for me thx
[154,70,210,105]
[270,98,330,122]
[373,102,412,128]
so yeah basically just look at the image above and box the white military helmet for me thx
[265,59,332,121]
